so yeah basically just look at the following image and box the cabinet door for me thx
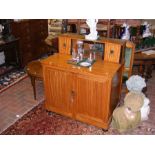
[104,43,121,63]
[59,36,71,54]
[75,74,111,128]
[43,67,74,118]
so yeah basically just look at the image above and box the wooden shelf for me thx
[135,46,155,53]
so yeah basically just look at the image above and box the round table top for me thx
[26,60,43,78]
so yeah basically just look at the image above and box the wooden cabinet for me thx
[11,20,48,67]
[42,54,123,129]
[42,34,125,129]
[58,36,71,54]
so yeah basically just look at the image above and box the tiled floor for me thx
[0,77,44,133]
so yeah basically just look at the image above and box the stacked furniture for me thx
[11,19,48,67]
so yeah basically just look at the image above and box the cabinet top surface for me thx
[41,53,121,78]
[59,33,126,45]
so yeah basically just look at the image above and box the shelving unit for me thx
[0,38,20,76]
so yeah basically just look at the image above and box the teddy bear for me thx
[126,75,150,121]
[112,75,150,132]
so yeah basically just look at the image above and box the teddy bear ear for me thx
[124,92,144,112]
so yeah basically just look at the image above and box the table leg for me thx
[143,61,153,81]
[145,61,153,78]
[139,63,145,76]
[30,76,36,100]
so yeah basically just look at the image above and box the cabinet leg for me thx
[46,110,53,115]
[30,76,36,100]
[102,128,108,132]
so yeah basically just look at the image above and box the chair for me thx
[26,60,43,100]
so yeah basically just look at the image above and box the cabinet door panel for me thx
[75,75,110,127]
[104,43,121,63]
[44,67,73,117]
[59,36,71,54]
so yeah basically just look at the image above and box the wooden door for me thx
[43,67,74,118]
[59,36,71,55]
[75,74,111,129]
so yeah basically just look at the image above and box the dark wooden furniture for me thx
[134,52,155,80]
[26,60,43,100]
[41,53,123,129]
[11,20,48,67]
[0,38,20,75]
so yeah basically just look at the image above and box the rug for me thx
[0,69,27,93]
[2,101,155,135]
